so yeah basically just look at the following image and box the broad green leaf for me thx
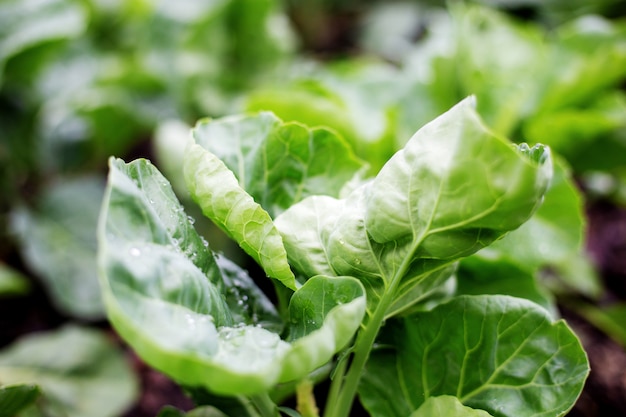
[276,98,551,313]
[360,295,589,417]
[0,384,40,417]
[456,257,556,316]
[185,112,366,289]
[99,158,365,395]
[410,396,493,417]
[0,325,138,417]
[9,176,105,319]
[0,263,30,296]
[189,112,366,217]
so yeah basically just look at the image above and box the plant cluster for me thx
[1,0,625,416]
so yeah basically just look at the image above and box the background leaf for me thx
[359,295,589,417]
[0,0,86,85]
[0,325,137,417]
[10,176,105,319]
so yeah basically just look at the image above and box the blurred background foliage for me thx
[0,0,625,415]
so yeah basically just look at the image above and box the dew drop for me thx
[129,247,141,257]
[187,215,196,225]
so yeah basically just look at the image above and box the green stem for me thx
[324,238,424,417]
[323,351,349,414]
[251,393,280,417]
[324,288,397,417]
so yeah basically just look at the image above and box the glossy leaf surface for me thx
[99,158,365,395]
[276,98,552,312]
[190,112,366,217]
[360,295,589,417]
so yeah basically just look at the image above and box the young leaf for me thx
[410,396,493,417]
[99,158,366,395]
[190,112,366,217]
[276,98,552,313]
[185,112,366,290]
[0,384,40,417]
[184,142,297,290]
[359,295,589,417]
[0,325,138,417]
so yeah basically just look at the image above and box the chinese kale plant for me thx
[98,98,589,417]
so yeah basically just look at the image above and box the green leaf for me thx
[10,176,105,319]
[0,263,30,296]
[185,112,366,290]
[245,63,402,173]
[0,0,86,84]
[189,112,366,217]
[99,158,366,395]
[480,156,602,298]
[0,325,138,417]
[0,384,40,417]
[574,301,626,349]
[276,98,552,313]
[410,396,493,417]
[451,5,546,135]
[536,16,626,113]
[184,141,296,290]
[360,295,589,417]
[457,257,556,316]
